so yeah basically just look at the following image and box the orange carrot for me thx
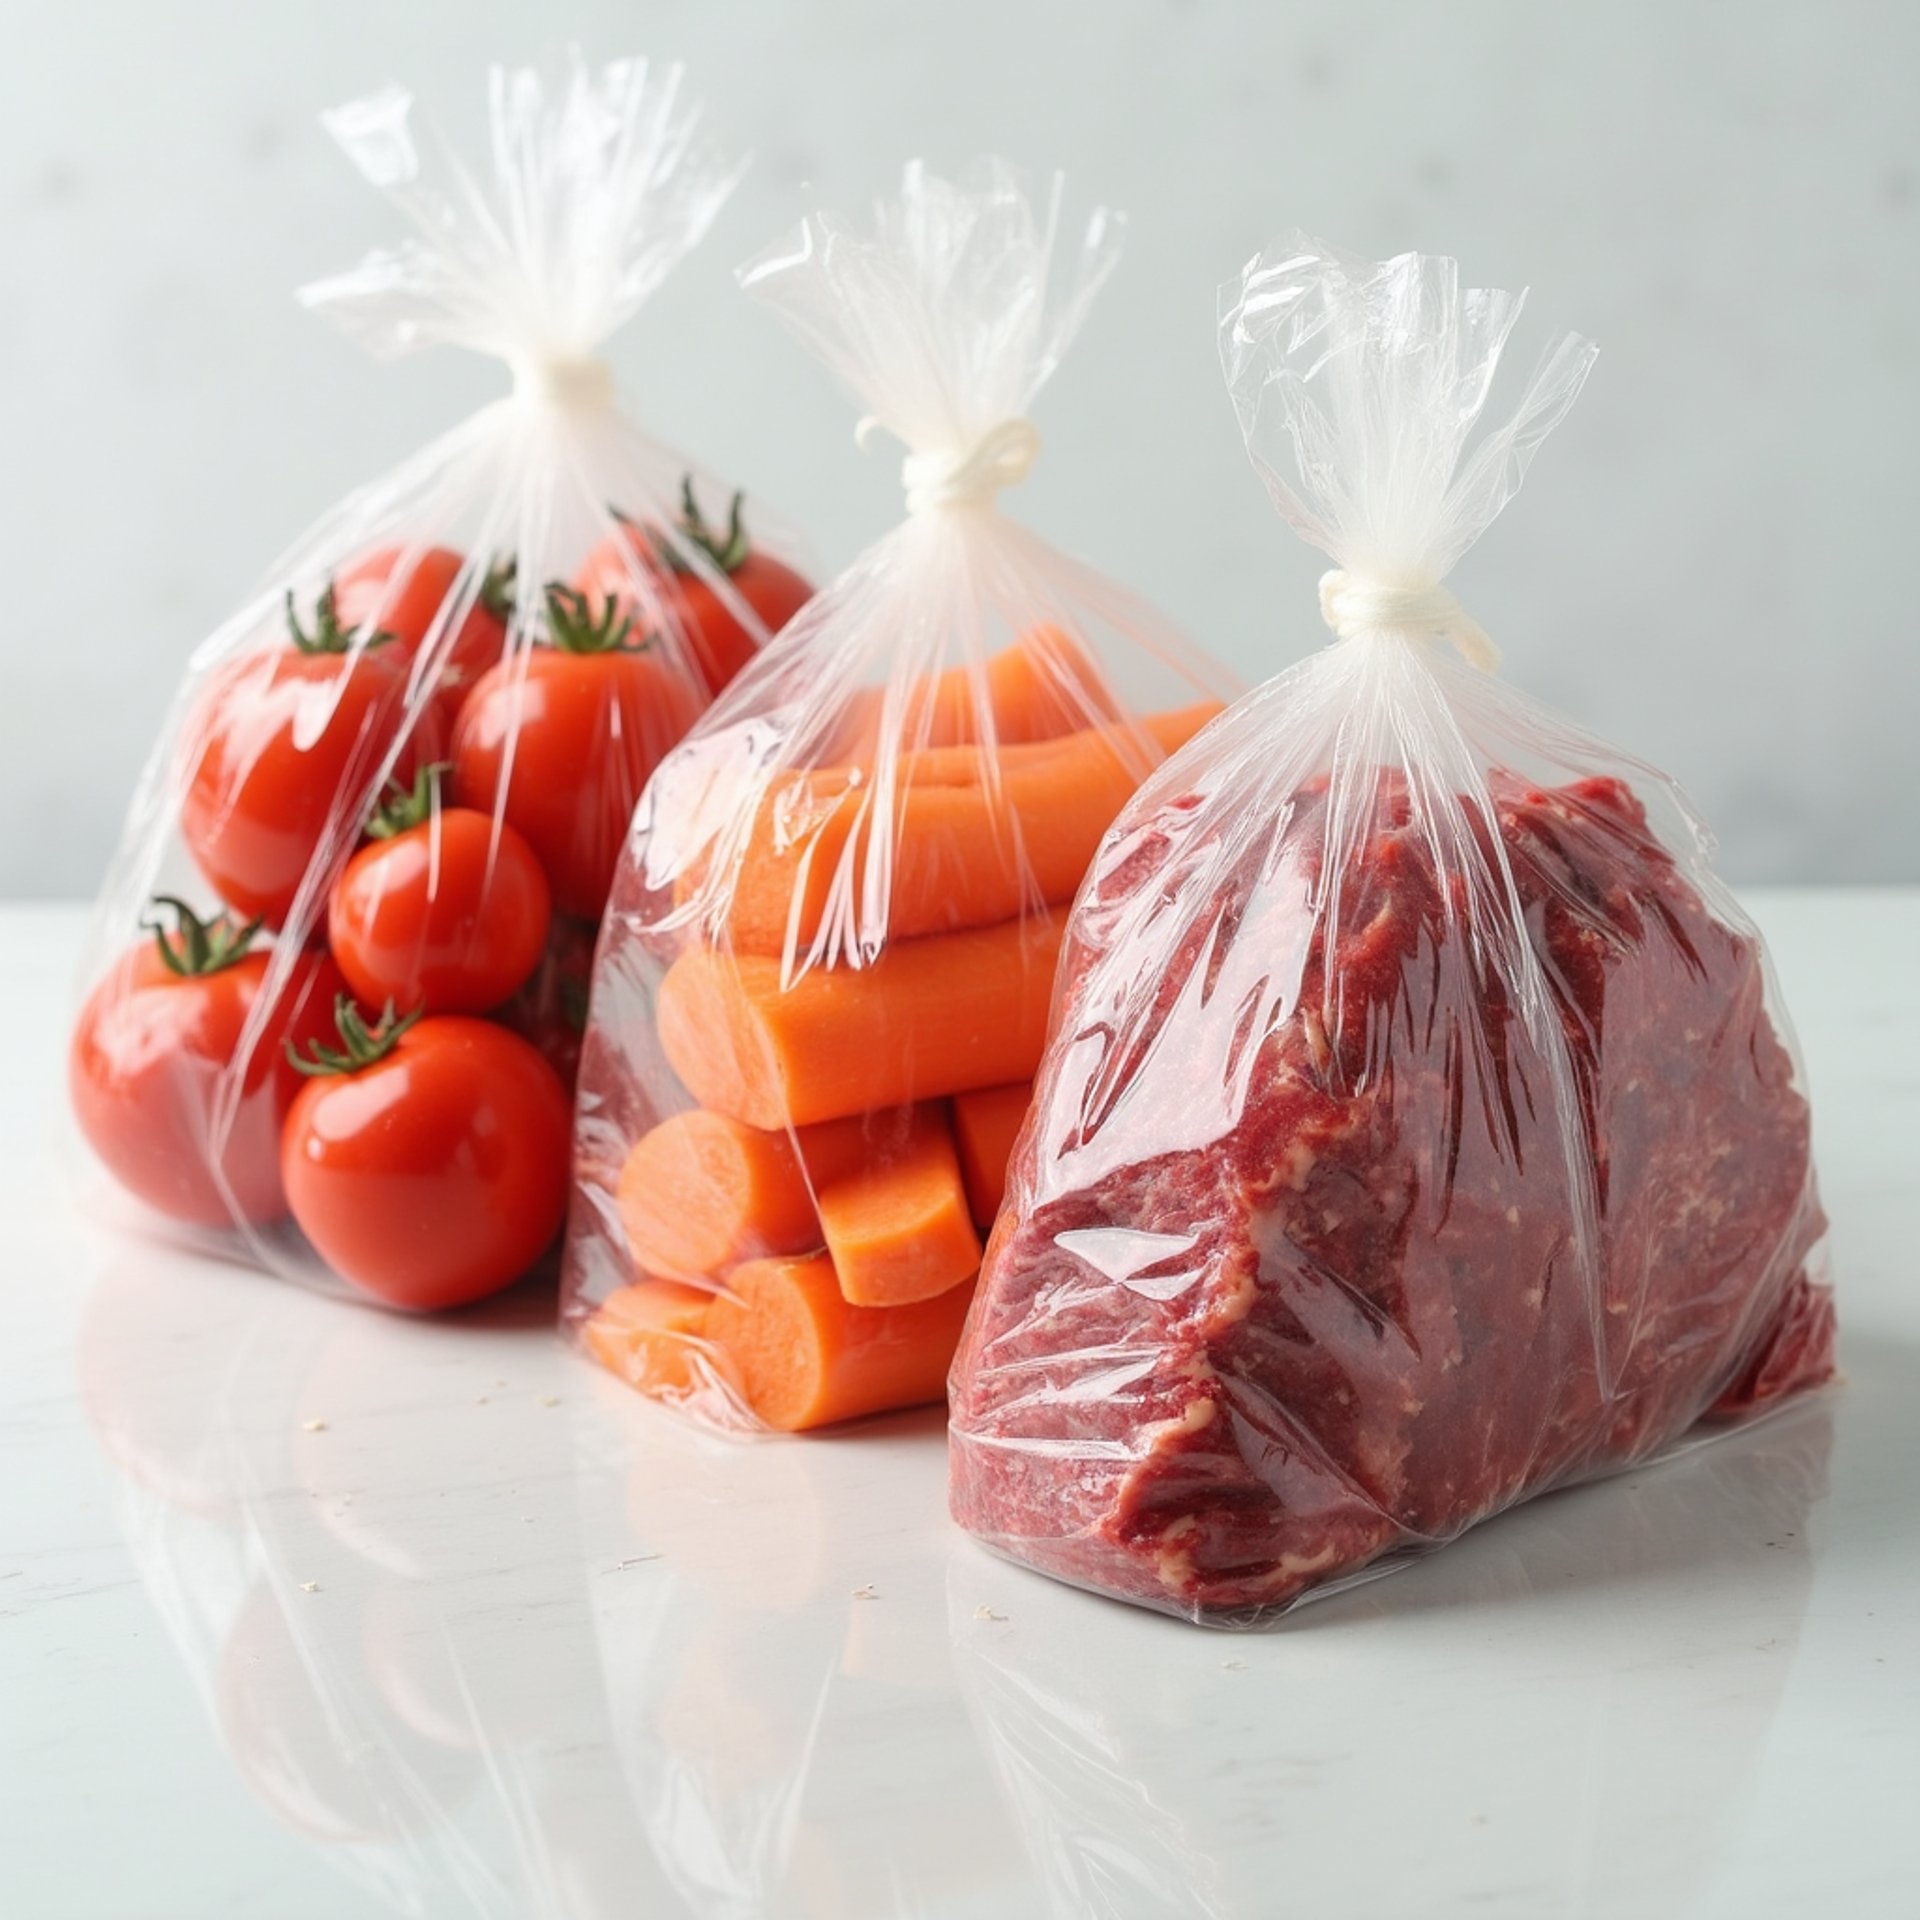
[582,1280,719,1399]
[950,1081,1032,1231]
[816,1105,982,1306]
[617,1112,813,1277]
[825,627,1122,766]
[915,625,1122,748]
[615,1106,928,1278]
[704,1254,975,1430]
[718,701,1221,955]
[657,917,1065,1130]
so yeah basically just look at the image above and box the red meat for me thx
[948,771,1833,1621]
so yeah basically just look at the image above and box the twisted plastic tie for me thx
[511,354,617,411]
[856,415,1042,515]
[1318,569,1501,672]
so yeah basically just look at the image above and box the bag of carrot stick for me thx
[70,57,812,1312]
[563,159,1239,1432]
[947,234,1835,1622]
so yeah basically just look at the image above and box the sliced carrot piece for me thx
[582,1281,717,1399]
[656,917,1065,1131]
[716,701,1221,955]
[616,1112,812,1278]
[950,1081,1032,1231]
[615,1106,933,1279]
[705,1254,975,1431]
[613,1109,879,1278]
[815,1105,982,1306]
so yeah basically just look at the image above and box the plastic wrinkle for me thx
[561,158,1241,1433]
[76,57,790,1301]
[947,233,1835,1624]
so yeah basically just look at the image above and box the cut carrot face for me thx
[951,1081,1032,1231]
[657,917,1065,1131]
[816,1105,982,1306]
[616,1106,927,1278]
[586,661,1226,1432]
[716,701,1223,955]
[617,1111,814,1277]
[582,1281,718,1399]
[704,1254,975,1431]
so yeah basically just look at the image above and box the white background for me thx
[1,0,1914,894]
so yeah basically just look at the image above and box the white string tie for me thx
[1317,569,1501,672]
[512,354,617,412]
[856,415,1042,515]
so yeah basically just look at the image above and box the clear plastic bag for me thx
[71,57,811,1309]
[948,235,1836,1623]
[563,160,1239,1431]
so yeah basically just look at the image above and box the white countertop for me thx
[3,892,1916,1920]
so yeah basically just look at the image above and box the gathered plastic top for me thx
[737,159,1125,510]
[946,234,1832,1622]
[1222,235,1598,665]
[299,55,743,378]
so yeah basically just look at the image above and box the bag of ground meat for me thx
[948,234,1836,1622]
[70,58,811,1311]
[563,160,1238,1432]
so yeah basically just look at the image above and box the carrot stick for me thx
[915,625,1122,748]
[824,627,1122,766]
[581,1280,719,1399]
[617,1112,812,1277]
[816,1105,982,1306]
[718,701,1221,955]
[657,917,1065,1130]
[615,1106,924,1278]
[704,1254,975,1431]
[950,1081,1032,1231]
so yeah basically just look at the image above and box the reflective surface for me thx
[5,895,1918,1918]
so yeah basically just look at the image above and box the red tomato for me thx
[333,546,512,726]
[70,900,347,1226]
[180,605,444,929]
[449,587,704,920]
[670,547,813,690]
[575,481,811,697]
[333,546,509,675]
[328,803,551,1016]
[282,1006,572,1311]
[497,913,598,1091]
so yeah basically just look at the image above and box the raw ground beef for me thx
[947,770,1834,1621]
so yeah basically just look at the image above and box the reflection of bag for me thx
[949,235,1836,1623]
[563,160,1239,1432]
[72,58,809,1309]
[951,1405,1832,1905]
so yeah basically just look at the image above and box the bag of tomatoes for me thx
[71,57,812,1312]
[560,159,1239,1432]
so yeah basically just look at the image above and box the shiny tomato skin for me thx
[676,552,814,691]
[449,649,703,921]
[70,942,348,1226]
[334,546,510,738]
[180,648,444,930]
[281,1018,572,1311]
[333,546,508,679]
[327,809,551,1016]
[575,528,812,696]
